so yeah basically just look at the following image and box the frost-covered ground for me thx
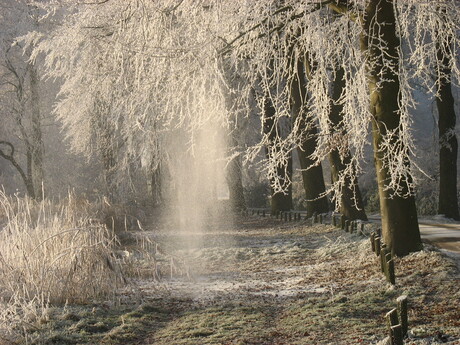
[25,216,460,345]
[137,216,460,345]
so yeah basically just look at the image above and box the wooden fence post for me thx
[370,232,376,252]
[385,308,403,345]
[380,245,388,273]
[374,237,381,256]
[390,325,403,345]
[397,295,408,336]
[385,252,395,285]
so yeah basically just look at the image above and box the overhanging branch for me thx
[327,0,363,23]
[219,0,334,56]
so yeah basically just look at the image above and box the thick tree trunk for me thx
[362,0,422,256]
[329,67,367,220]
[29,65,44,200]
[263,95,293,214]
[436,39,459,220]
[290,58,328,217]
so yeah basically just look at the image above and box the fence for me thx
[244,208,409,344]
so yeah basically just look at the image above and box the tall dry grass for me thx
[0,192,126,339]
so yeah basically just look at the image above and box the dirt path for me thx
[28,216,460,345]
[134,217,460,345]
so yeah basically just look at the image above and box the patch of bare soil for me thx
[25,216,460,345]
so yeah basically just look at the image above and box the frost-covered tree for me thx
[386,0,460,220]
[21,0,460,255]
[327,65,367,221]
[396,1,460,218]
[226,0,449,255]
[289,55,329,217]
[22,0,236,208]
[262,90,293,213]
[359,0,422,255]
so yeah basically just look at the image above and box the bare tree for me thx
[0,47,44,200]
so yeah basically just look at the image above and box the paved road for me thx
[418,220,460,253]
[367,215,460,253]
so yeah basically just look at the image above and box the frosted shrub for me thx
[0,192,125,335]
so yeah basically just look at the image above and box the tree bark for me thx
[290,58,328,217]
[362,0,422,256]
[436,38,459,220]
[263,95,293,214]
[329,66,367,220]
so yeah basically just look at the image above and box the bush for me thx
[0,192,126,339]
[361,186,380,214]
[244,182,270,208]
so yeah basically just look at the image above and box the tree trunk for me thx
[94,96,118,202]
[329,66,367,220]
[29,64,44,200]
[226,137,246,212]
[290,58,328,217]
[0,141,35,198]
[101,137,117,202]
[270,152,293,213]
[149,164,163,207]
[436,38,459,220]
[263,95,293,214]
[362,0,422,256]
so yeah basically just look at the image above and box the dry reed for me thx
[0,192,126,338]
